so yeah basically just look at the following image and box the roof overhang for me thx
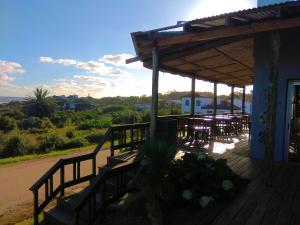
[128,1,300,87]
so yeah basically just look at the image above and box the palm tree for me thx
[24,88,58,118]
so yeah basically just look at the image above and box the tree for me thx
[24,88,58,118]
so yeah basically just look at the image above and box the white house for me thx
[181,96,213,114]
[181,96,252,114]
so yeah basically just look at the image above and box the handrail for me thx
[29,123,150,225]
[73,160,141,225]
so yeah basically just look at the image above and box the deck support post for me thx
[213,82,217,115]
[150,47,159,143]
[191,75,196,116]
[242,86,246,114]
[265,31,280,185]
[231,86,234,114]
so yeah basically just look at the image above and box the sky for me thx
[0,0,256,98]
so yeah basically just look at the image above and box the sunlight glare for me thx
[188,0,256,20]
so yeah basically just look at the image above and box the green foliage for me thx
[23,88,58,118]
[61,137,88,149]
[112,111,140,124]
[102,105,126,114]
[18,117,54,130]
[1,134,35,157]
[50,112,69,128]
[66,130,76,139]
[38,134,65,153]
[84,131,104,143]
[77,118,111,130]
[1,109,25,120]
[0,116,17,132]
[164,152,248,208]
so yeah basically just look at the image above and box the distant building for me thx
[181,96,252,114]
[201,101,241,114]
[134,103,151,111]
[62,102,93,111]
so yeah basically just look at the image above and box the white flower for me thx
[199,195,213,207]
[222,180,234,191]
[182,190,193,200]
[197,152,207,160]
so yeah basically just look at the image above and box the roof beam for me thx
[156,17,300,47]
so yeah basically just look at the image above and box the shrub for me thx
[18,117,43,130]
[50,112,68,128]
[61,138,88,149]
[102,105,126,114]
[41,117,55,129]
[38,134,65,153]
[77,119,112,130]
[85,132,104,144]
[1,135,35,157]
[164,152,248,208]
[66,130,76,139]
[112,111,138,124]
[0,116,17,133]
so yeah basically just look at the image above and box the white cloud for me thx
[39,56,130,77]
[99,54,143,69]
[0,60,25,85]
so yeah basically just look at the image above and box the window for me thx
[185,100,189,106]
[196,100,201,106]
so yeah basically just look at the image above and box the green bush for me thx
[102,105,126,114]
[85,132,104,144]
[0,116,17,133]
[61,138,88,149]
[38,134,65,153]
[50,112,68,128]
[41,117,55,129]
[112,111,139,124]
[66,130,76,139]
[1,135,35,157]
[164,152,248,208]
[18,117,43,130]
[77,119,112,130]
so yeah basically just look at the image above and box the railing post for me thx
[92,155,96,177]
[131,128,134,151]
[110,130,114,157]
[60,166,65,197]
[33,190,39,225]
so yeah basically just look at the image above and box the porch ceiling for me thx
[129,0,300,87]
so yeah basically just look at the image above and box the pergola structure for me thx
[127,1,300,141]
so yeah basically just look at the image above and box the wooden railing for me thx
[29,123,150,225]
[74,160,141,225]
[110,123,150,157]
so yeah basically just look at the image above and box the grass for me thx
[15,214,43,225]
[0,141,110,166]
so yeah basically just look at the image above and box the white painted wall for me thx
[181,97,212,114]
[182,97,252,114]
[234,99,252,114]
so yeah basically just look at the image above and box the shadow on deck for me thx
[175,133,300,225]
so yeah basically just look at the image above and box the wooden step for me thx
[106,150,138,167]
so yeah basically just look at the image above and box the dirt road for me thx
[0,149,110,225]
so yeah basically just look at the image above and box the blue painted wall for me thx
[251,28,300,162]
[258,0,290,7]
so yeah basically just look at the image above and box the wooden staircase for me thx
[30,123,150,225]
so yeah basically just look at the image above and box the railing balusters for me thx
[73,162,76,180]
[92,155,96,177]
[45,180,49,200]
[60,166,65,197]
[77,161,80,179]
[30,124,149,225]
[50,176,53,195]
[33,190,39,225]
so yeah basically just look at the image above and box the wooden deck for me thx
[177,133,300,225]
